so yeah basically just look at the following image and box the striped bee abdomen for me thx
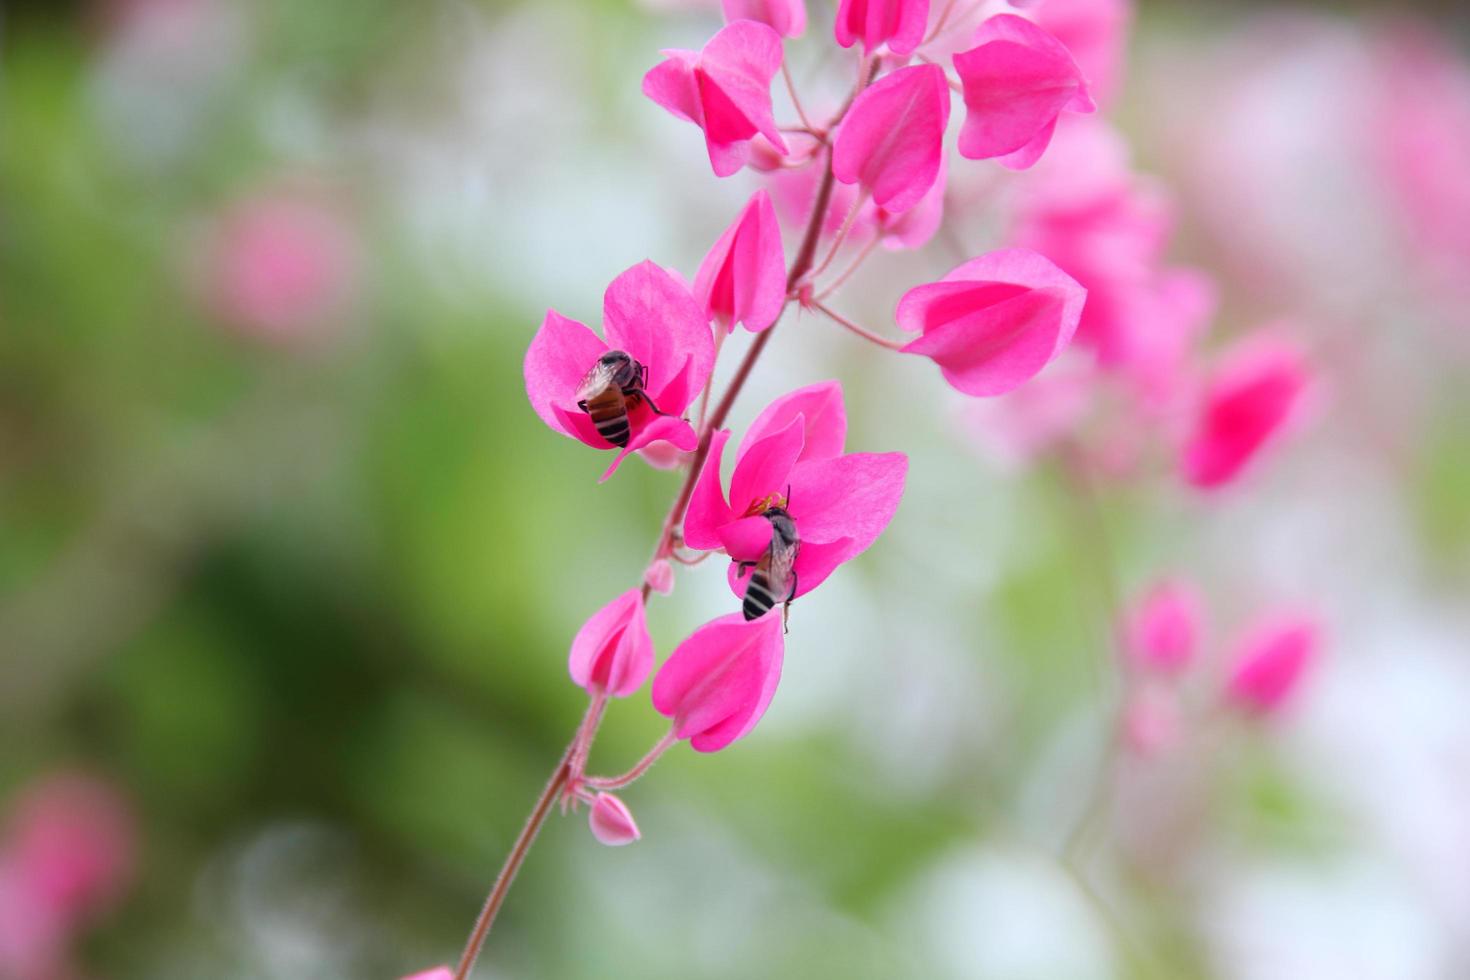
[742,568,779,621]
[584,386,631,448]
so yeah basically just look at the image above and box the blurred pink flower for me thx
[834,0,929,56]
[897,248,1087,396]
[684,383,907,601]
[953,14,1095,169]
[1225,614,1321,715]
[866,153,948,252]
[1121,684,1180,758]
[832,64,951,215]
[1031,0,1133,107]
[722,0,806,38]
[643,21,789,177]
[693,190,787,333]
[1122,579,1203,675]
[568,590,655,698]
[1180,333,1309,489]
[524,261,715,481]
[587,793,642,846]
[0,774,135,980]
[399,969,454,980]
[198,187,359,345]
[957,364,1093,467]
[652,613,785,752]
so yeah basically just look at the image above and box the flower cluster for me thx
[1118,578,1323,757]
[422,2,1330,977]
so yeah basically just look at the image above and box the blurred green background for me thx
[3,1,1469,978]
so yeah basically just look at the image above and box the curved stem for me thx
[782,61,818,134]
[811,300,906,351]
[585,731,680,791]
[806,189,869,284]
[453,696,594,980]
[815,235,879,301]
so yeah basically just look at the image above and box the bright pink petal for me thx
[683,428,735,551]
[954,14,1093,168]
[897,248,1086,396]
[832,64,951,214]
[699,21,789,170]
[601,261,714,413]
[567,589,654,698]
[588,793,641,846]
[1181,334,1308,489]
[728,414,804,511]
[599,414,700,483]
[874,153,947,251]
[738,380,847,462]
[400,970,454,980]
[652,612,785,753]
[834,0,930,56]
[1122,579,1203,675]
[718,515,776,562]
[1034,0,1132,107]
[786,451,907,551]
[693,190,787,333]
[1226,614,1322,716]
[524,310,610,444]
[642,50,703,126]
[722,0,806,38]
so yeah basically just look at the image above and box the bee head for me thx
[763,507,798,545]
[600,350,641,389]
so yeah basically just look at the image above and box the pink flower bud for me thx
[399,969,454,980]
[954,14,1096,170]
[4,774,135,926]
[568,590,654,698]
[722,0,806,38]
[1225,614,1322,716]
[693,190,786,333]
[588,793,642,846]
[1181,333,1310,489]
[832,64,951,215]
[652,613,785,752]
[644,559,675,596]
[896,248,1087,397]
[1121,684,1180,758]
[642,21,788,177]
[1122,579,1203,675]
[834,0,929,57]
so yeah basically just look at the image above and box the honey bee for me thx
[576,350,670,448]
[739,506,799,628]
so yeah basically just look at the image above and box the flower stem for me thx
[584,730,680,790]
[783,61,819,135]
[811,300,907,351]
[453,694,604,980]
[815,235,879,301]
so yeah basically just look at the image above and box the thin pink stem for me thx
[815,235,879,302]
[782,61,818,134]
[811,301,907,351]
[584,731,680,791]
[453,693,604,980]
[805,190,870,285]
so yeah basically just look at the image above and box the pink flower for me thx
[399,970,454,980]
[1180,334,1309,489]
[866,153,948,252]
[722,0,806,38]
[896,248,1087,397]
[832,64,951,215]
[693,190,787,333]
[1225,614,1321,716]
[957,364,1092,467]
[568,590,655,698]
[524,261,715,481]
[644,558,675,595]
[683,383,907,605]
[1121,684,1180,758]
[1122,579,1202,675]
[833,0,929,57]
[196,185,359,345]
[953,14,1095,169]
[587,793,642,846]
[652,613,785,752]
[643,21,788,177]
[1031,0,1132,108]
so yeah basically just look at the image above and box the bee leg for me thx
[640,392,674,417]
[782,574,798,634]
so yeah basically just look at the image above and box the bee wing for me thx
[576,360,615,402]
[765,539,798,600]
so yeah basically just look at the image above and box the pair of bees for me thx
[577,350,799,624]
